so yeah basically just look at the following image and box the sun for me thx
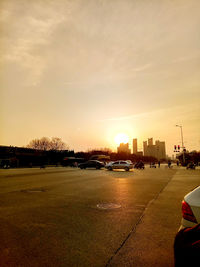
[114,133,129,145]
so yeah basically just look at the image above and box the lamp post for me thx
[176,124,185,165]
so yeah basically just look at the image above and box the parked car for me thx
[134,161,145,169]
[174,186,200,266]
[105,160,133,171]
[186,162,196,170]
[126,160,133,164]
[0,159,10,169]
[78,160,104,169]
[179,186,200,229]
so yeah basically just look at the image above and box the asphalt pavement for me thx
[0,166,199,267]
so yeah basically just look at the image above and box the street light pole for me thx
[176,125,185,165]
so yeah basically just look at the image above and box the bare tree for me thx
[49,137,67,151]
[27,139,40,150]
[27,137,50,150]
[40,137,51,150]
[27,137,67,151]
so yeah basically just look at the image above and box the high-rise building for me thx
[148,138,153,146]
[143,141,147,156]
[133,138,138,154]
[143,138,166,160]
[117,143,131,154]
[155,140,166,160]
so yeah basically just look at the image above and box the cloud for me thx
[171,53,200,64]
[100,103,200,123]
[131,63,153,73]
[1,0,67,86]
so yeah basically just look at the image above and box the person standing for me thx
[168,160,171,168]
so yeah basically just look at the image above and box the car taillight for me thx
[182,200,197,223]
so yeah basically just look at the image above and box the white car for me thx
[174,186,200,266]
[180,186,200,229]
[105,160,133,171]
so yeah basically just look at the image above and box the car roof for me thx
[112,160,128,163]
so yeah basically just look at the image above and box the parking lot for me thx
[0,166,200,266]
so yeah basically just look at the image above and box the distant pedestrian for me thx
[168,160,171,168]
[158,161,160,168]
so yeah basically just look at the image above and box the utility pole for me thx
[176,125,185,165]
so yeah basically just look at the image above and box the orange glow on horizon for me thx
[114,133,129,145]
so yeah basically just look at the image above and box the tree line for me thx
[27,137,68,151]
[26,137,159,163]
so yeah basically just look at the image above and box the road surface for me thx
[0,166,199,266]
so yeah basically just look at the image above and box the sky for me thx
[1,0,200,156]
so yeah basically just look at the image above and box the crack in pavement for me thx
[105,172,175,267]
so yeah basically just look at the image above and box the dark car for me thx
[0,159,11,169]
[186,162,195,170]
[134,161,145,169]
[78,160,104,169]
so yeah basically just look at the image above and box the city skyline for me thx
[117,137,166,160]
[1,0,200,156]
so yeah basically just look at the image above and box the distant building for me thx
[133,138,138,154]
[155,140,166,160]
[143,141,148,156]
[148,138,153,146]
[143,138,166,160]
[117,143,131,154]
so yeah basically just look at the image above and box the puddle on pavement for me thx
[97,203,121,210]
[21,188,46,193]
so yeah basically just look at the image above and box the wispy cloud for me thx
[100,103,200,122]
[1,1,67,86]
[131,63,152,72]
[172,53,200,64]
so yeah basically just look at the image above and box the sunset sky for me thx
[1,0,200,156]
